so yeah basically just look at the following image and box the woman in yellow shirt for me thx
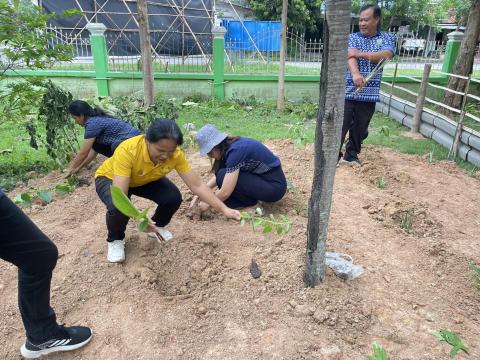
[95,118,240,263]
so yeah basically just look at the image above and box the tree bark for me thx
[137,0,154,106]
[443,0,480,110]
[304,0,350,287]
[277,0,288,111]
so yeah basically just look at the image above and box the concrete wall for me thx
[377,92,480,167]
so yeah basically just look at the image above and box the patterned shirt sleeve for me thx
[83,117,104,140]
[348,33,357,49]
[381,32,396,54]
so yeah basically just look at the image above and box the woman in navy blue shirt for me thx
[65,100,142,177]
[194,124,287,209]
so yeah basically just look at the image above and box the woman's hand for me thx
[189,195,199,208]
[222,207,241,221]
[198,201,210,212]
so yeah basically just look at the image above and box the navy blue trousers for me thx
[216,166,287,209]
[95,177,182,241]
[0,195,59,343]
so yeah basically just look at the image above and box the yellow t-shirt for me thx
[95,134,192,187]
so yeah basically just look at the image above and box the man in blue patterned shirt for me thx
[339,4,396,166]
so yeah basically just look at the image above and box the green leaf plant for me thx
[367,342,389,360]
[110,185,162,242]
[240,208,292,235]
[434,330,469,358]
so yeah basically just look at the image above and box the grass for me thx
[0,120,57,190]
[1,97,478,191]
[176,100,316,142]
[366,112,478,173]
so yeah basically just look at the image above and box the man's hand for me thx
[352,72,365,88]
[348,48,361,60]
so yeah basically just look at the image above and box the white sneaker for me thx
[148,226,173,241]
[107,240,125,263]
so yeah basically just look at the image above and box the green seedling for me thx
[286,179,297,193]
[286,122,308,148]
[468,167,478,177]
[14,188,53,207]
[14,192,33,207]
[400,212,413,233]
[240,208,292,235]
[37,189,53,204]
[110,186,164,243]
[55,176,78,196]
[469,262,480,290]
[376,177,386,189]
[379,125,390,137]
[367,342,389,360]
[434,330,469,358]
[110,185,150,232]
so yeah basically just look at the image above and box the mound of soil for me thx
[1,142,479,359]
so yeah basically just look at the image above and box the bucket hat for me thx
[196,124,228,156]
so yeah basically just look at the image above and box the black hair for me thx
[211,136,240,174]
[146,118,183,146]
[360,4,381,18]
[68,100,109,118]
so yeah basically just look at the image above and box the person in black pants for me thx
[339,4,395,166]
[192,124,287,210]
[0,190,92,358]
[94,119,241,263]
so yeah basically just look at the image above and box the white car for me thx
[401,34,426,55]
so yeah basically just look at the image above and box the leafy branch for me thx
[110,185,150,233]
[240,208,292,235]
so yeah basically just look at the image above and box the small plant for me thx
[376,177,386,189]
[468,167,478,177]
[428,151,435,163]
[367,342,389,360]
[286,179,297,193]
[240,208,292,235]
[36,189,53,204]
[181,123,198,150]
[400,212,413,233]
[14,188,53,207]
[379,125,390,137]
[14,192,33,207]
[434,330,469,358]
[470,262,480,290]
[286,121,308,148]
[55,176,78,196]
[110,185,150,233]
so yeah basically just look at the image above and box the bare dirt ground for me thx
[1,141,479,360]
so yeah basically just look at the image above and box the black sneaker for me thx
[20,325,92,358]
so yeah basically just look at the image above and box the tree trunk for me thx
[443,0,480,110]
[137,0,154,106]
[277,0,288,111]
[304,0,350,287]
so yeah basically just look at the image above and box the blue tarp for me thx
[221,20,281,51]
